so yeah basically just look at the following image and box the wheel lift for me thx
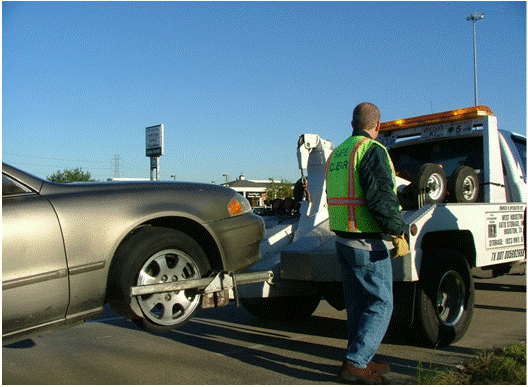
[130,270,274,309]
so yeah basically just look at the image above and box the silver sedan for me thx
[2,163,265,345]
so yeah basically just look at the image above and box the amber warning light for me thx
[380,106,494,133]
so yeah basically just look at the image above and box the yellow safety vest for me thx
[325,136,396,233]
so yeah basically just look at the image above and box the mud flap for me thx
[392,281,417,327]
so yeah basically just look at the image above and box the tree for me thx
[47,168,93,183]
[265,179,294,205]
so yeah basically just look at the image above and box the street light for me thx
[467,12,484,106]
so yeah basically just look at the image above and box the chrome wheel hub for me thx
[136,249,201,326]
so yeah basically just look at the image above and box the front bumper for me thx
[209,212,265,272]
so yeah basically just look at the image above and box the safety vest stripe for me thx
[345,137,367,231]
[348,137,369,198]
[328,196,366,231]
[327,198,365,205]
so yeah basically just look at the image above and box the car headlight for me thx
[228,194,251,216]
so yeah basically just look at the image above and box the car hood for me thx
[39,180,234,196]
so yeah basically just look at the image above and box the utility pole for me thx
[467,12,484,106]
[113,154,121,178]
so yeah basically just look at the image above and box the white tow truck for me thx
[239,106,526,347]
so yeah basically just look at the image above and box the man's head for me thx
[352,102,381,138]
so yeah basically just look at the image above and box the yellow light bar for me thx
[380,105,494,133]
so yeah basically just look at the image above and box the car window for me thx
[2,174,32,196]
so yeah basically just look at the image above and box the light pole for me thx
[467,12,484,106]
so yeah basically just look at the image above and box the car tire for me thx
[412,248,475,347]
[449,166,479,203]
[241,294,321,320]
[108,226,210,333]
[413,163,447,207]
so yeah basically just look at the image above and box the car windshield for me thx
[389,136,484,181]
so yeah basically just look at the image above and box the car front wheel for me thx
[108,226,211,333]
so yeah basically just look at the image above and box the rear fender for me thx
[419,230,476,274]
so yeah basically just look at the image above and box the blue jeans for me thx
[336,242,393,368]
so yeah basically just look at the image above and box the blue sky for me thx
[3,1,526,183]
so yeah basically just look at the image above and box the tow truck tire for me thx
[413,249,475,347]
[449,166,479,203]
[241,295,321,321]
[108,226,210,333]
[413,163,447,206]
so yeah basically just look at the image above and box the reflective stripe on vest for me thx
[326,136,395,233]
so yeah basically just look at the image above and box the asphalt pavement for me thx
[3,274,526,384]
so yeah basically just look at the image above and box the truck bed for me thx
[280,203,525,282]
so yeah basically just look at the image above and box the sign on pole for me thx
[146,124,164,157]
[146,124,164,180]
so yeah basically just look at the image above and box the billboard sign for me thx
[146,124,164,157]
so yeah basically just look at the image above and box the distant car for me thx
[2,163,265,345]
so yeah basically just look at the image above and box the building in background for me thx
[222,175,272,207]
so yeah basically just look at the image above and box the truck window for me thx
[511,136,526,182]
[389,136,484,181]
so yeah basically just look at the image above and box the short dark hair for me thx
[352,102,380,131]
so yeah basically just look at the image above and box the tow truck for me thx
[238,106,526,347]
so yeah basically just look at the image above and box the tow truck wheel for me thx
[413,249,474,347]
[108,226,210,333]
[241,294,321,321]
[449,166,479,203]
[413,163,447,206]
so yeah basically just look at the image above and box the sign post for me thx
[146,124,164,180]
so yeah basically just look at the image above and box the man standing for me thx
[325,102,408,384]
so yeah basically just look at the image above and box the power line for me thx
[6,161,114,171]
[4,153,115,172]
[3,152,111,164]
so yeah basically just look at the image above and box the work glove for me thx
[390,234,409,259]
